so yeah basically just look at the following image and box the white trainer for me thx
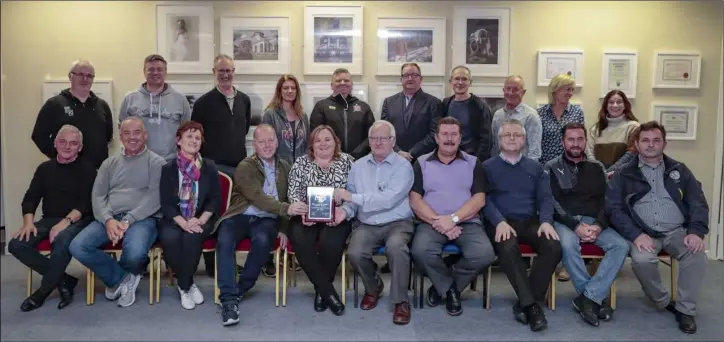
[188,283,204,305]
[117,273,141,308]
[178,286,196,310]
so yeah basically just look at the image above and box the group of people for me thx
[9,54,709,335]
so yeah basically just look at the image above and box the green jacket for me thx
[213,154,292,235]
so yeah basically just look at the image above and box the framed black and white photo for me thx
[376,17,446,76]
[652,104,698,140]
[304,6,363,75]
[469,83,505,113]
[537,50,585,87]
[452,7,511,77]
[301,83,369,115]
[156,4,214,74]
[601,50,638,98]
[166,81,213,110]
[652,52,702,89]
[220,17,291,75]
[234,82,278,118]
[43,79,114,111]
[373,82,446,119]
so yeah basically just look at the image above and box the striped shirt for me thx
[632,158,685,232]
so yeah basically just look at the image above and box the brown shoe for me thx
[360,278,384,310]
[393,302,411,325]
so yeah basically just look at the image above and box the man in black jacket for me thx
[309,68,375,160]
[31,60,113,169]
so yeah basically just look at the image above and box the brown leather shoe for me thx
[393,302,411,325]
[360,278,384,310]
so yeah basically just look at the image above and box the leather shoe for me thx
[513,302,528,324]
[324,293,345,316]
[360,278,384,310]
[426,286,442,307]
[526,303,548,332]
[572,294,600,327]
[314,292,327,312]
[598,297,613,321]
[666,302,697,334]
[57,276,78,310]
[20,288,51,312]
[445,287,462,316]
[392,302,411,325]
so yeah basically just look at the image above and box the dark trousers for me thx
[289,217,351,298]
[8,217,90,292]
[217,214,277,304]
[488,218,562,308]
[158,220,213,291]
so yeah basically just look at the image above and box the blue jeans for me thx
[216,214,277,304]
[553,215,629,304]
[69,215,158,288]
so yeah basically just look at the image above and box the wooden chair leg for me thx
[418,271,425,309]
[341,253,346,305]
[282,250,288,307]
[353,270,359,309]
[275,248,280,307]
[214,251,220,305]
[670,258,678,302]
[548,273,556,310]
[26,268,33,298]
[86,269,91,305]
[156,249,161,303]
[610,281,617,310]
[148,249,154,305]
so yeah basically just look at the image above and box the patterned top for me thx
[287,153,355,203]
[537,103,587,165]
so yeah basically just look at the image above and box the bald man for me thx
[491,75,542,161]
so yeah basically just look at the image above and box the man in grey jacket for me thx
[70,117,166,308]
[118,54,191,161]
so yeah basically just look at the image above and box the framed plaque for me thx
[307,187,336,222]
[652,103,699,141]
[652,51,701,89]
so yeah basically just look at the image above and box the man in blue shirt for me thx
[338,120,414,325]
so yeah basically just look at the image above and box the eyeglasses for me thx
[401,73,421,79]
[70,72,95,79]
[499,133,524,139]
[215,68,235,74]
[369,136,393,142]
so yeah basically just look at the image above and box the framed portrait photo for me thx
[376,17,446,76]
[219,17,291,75]
[601,50,638,98]
[652,104,699,140]
[304,6,364,75]
[373,82,446,118]
[166,81,213,110]
[301,83,369,115]
[452,6,511,77]
[155,4,214,74]
[652,52,702,89]
[42,80,114,111]
[537,50,585,87]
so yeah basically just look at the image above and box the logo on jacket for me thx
[64,106,74,116]
[557,168,564,175]
[329,105,336,110]
[669,170,680,182]
[353,104,361,112]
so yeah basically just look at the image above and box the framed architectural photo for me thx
[537,50,584,87]
[652,104,698,140]
[373,82,446,118]
[470,83,506,113]
[304,6,364,75]
[42,79,114,110]
[452,6,511,77]
[601,50,638,98]
[156,4,214,74]
[219,17,291,75]
[376,17,446,76]
[301,83,369,115]
[234,82,278,118]
[166,81,213,110]
[652,52,702,89]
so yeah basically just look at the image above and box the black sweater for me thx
[21,158,97,219]
[191,88,251,168]
[547,156,609,230]
[309,94,375,160]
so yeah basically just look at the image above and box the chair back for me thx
[218,172,233,216]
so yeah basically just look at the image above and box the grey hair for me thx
[68,59,94,78]
[498,119,527,136]
[120,116,147,132]
[56,124,83,143]
[369,120,396,139]
[504,75,526,90]
[214,54,234,65]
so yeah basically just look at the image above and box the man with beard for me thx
[606,121,708,334]
[545,123,629,327]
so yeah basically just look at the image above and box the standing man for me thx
[606,121,708,334]
[491,75,542,161]
[380,63,441,162]
[340,120,415,325]
[309,68,375,160]
[32,59,113,169]
[118,54,191,162]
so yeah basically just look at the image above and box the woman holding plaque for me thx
[287,125,354,316]
[587,90,640,173]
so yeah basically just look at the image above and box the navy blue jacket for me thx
[604,154,709,242]
[160,158,222,223]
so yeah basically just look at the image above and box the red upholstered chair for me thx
[85,239,156,305]
[281,242,348,307]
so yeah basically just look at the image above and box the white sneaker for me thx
[117,273,141,308]
[178,286,196,310]
[105,285,121,301]
[188,283,204,305]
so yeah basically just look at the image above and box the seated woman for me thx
[159,120,221,310]
[287,125,355,316]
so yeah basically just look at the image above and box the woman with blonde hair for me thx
[588,90,639,170]
[262,74,309,164]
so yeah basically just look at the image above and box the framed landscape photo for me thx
[652,52,702,89]
[601,50,638,98]
[652,104,699,140]
[156,4,214,74]
[537,50,585,87]
[166,81,213,110]
[42,80,114,111]
[376,17,446,76]
[373,82,446,118]
[220,17,291,75]
[304,6,363,75]
[301,83,369,115]
[452,7,511,77]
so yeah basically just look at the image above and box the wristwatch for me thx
[451,214,460,224]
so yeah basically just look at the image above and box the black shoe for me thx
[445,287,463,316]
[221,302,240,326]
[261,260,276,278]
[57,277,78,310]
[598,297,613,321]
[314,292,327,312]
[324,293,345,316]
[20,288,50,312]
[526,303,548,332]
[426,286,442,307]
[666,302,697,334]
[572,294,600,327]
[380,262,391,274]
[513,302,528,324]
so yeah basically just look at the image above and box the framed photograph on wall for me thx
[376,17,446,76]
[156,4,214,74]
[304,6,363,75]
[452,7,511,77]
[220,17,291,75]
[234,82,278,119]
[537,50,584,87]
[652,104,698,140]
[652,52,702,89]
[373,82,446,119]
[301,83,369,115]
[43,80,114,111]
[470,83,505,113]
[601,50,638,98]
[166,81,213,110]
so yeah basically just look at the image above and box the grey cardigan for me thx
[262,107,309,164]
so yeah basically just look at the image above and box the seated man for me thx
[9,125,97,311]
[69,117,166,308]
[482,119,561,332]
[546,123,629,327]
[214,124,307,327]
[340,120,415,325]
[606,121,708,334]
[410,117,495,317]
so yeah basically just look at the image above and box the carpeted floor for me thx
[1,255,722,341]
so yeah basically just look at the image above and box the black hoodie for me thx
[309,94,375,160]
[31,89,113,169]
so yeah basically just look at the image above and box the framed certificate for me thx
[652,52,701,89]
[536,50,584,87]
[306,187,336,222]
[652,104,699,140]
[601,50,638,98]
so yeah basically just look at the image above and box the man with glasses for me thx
[339,120,415,325]
[32,59,113,169]
[491,75,542,161]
